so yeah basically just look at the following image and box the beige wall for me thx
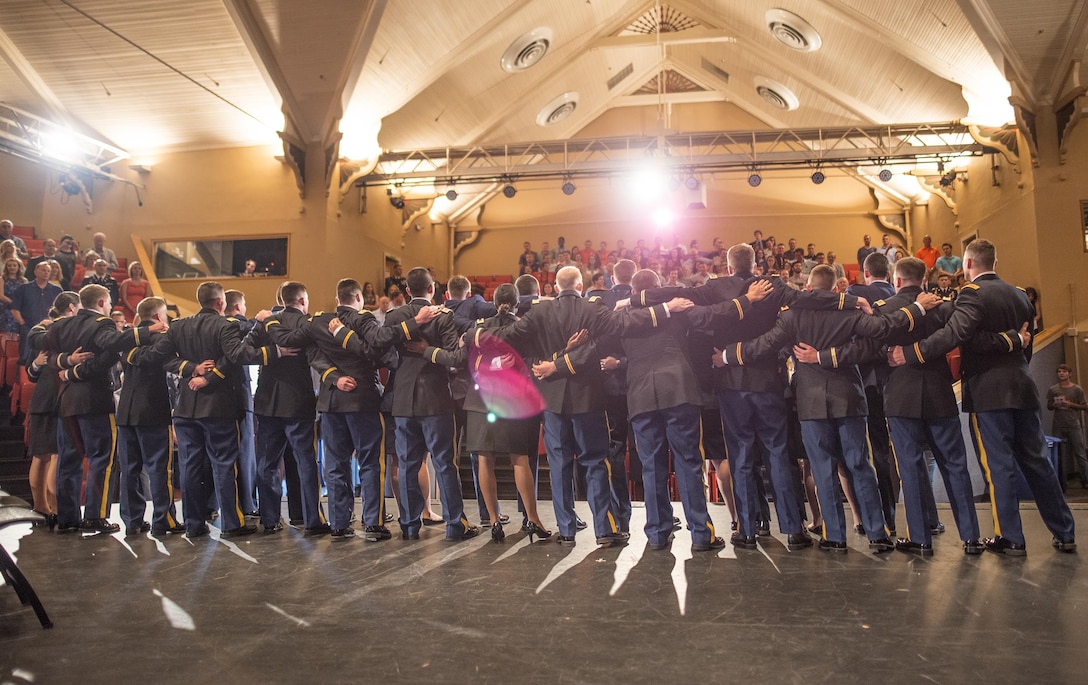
[0,154,48,229]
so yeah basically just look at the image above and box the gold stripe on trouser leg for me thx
[603,458,618,533]
[100,415,118,519]
[888,436,908,541]
[314,429,326,524]
[231,421,245,525]
[696,417,713,534]
[862,424,888,537]
[813,479,826,540]
[165,432,178,527]
[970,414,1001,536]
[377,413,386,524]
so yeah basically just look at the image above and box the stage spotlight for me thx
[445,188,458,201]
[389,195,405,209]
[811,171,825,184]
[561,180,576,195]
[747,173,762,187]
[878,168,893,182]
[503,183,517,198]
[652,207,675,228]
[684,176,700,191]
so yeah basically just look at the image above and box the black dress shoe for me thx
[556,535,576,547]
[756,520,771,537]
[596,532,630,547]
[853,524,866,535]
[818,539,848,553]
[672,516,682,530]
[895,538,933,557]
[304,524,332,537]
[185,525,210,539]
[80,518,120,534]
[1052,537,1077,552]
[401,529,420,540]
[243,510,259,519]
[869,537,895,553]
[330,527,355,540]
[384,512,394,523]
[288,518,304,526]
[206,510,220,522]
[422,517,445,527]
[152,524,187,536]
[787,532,814,550]
[56,522,81,534]
[962,539,985,555]
[730,532,757,550]
[730,521,738,532]
[692,536,726,552]
[648,533,674,551]
[984,536,1027,556]
[125,522,151,537]
[446,525,481,541]
[363,525,391,542]
[263,521,284,534]
[575,517,588,530]
[222,525,257,538]
[930,521,946,535]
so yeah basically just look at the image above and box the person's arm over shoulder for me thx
[903,284,985,365]
[725,311,794,365]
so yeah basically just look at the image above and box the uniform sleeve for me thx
[590,302,673,338]
[685,295,754,331]
[963,329,1024,355]
[264,316,313,349]
[346,310,418,351]
[902,286,985,366]
[237,321,280,367]
[813,337,883,369]
[308,347,343,386]
[726,312,795,365]
[544,340,601,379]
[633,284,712,307]
[781,288,859,311]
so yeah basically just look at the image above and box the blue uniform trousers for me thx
[970,410,1076,546]
[59,414,117,523]
[719,389,804,536]
[55,418,83,528]
[118,425,179,533]
[322,411,386,529]
[603,393,634,532]
[255,415,326,529]
[801,416,888,543]
[395,415,470,538]
[542,410,615,538]
[237,410,257,513]
[630,403,714,546]
[173,417,245,534]
[888,416,979,545]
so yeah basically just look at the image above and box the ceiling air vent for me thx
[608,63,634,90]
[625,5,699,34]
[536,92,579,126]
[501,27,553,73]
[765,9,822,52]
[754,77,799,110]
[701,58,730,84]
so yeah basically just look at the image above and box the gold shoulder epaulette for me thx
[780,305,790,312]
[1016,286,1027,292]
[440,307,453,314]
[96,315,110,322]
[708,274,718,279]
[588,296,601,303]
[962,283,980,290]
[476,317,486,324]
[874,299,886,307]
[314,311,324,317]
[226,317,238,323]
[531,298,542,304]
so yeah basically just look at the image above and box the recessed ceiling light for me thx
[765,9,822,52]
[536,92,579,126]
[501,27,553,73]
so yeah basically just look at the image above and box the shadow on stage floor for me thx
[1,501,1086,684]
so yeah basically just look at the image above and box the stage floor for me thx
[1,500,1086,684]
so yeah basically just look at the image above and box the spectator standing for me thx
[71,251,99,291]
[81,259,120,307]
[119,261,152,322]
[0,257,26,333]
[27,239,60,275]
[827,251,846,280]
[54,235,78,289]
[935,243,963,280]
[0,219,28,260]
[517,242,540,274]
[1047,364,1088,489]
[878,234,900,263]
[361,281,378,309]
[1026,287,1043,330]
[91,232,119,270]
[384,263,407,296]
[914,235,940,272]
[933,274,958,300]
[857,234,877,268]
[11,262,62,363]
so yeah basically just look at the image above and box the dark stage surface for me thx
[1,501,1086,684]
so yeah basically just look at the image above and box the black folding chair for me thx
[0,492,52,629]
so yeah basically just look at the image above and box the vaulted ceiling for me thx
[1,0,1086,163]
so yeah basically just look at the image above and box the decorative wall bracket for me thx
[967,123,1020,166]
[1008,95,1039,167]
[913,174,958,215]
[399,197,435,249]
[453,202,486,262]
[1055,85,1087,164]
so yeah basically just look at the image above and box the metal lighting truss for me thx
[359,122,984,188]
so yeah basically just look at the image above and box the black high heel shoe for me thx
[491,521,505,543]
[525,522,552,543]
[47,514,58,531]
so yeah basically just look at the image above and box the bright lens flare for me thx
[468,335,545,420]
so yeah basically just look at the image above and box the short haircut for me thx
[613,259,637,284]
[863,252,890,279]
[514,274,539,296]
[279,281,306,305]
[446,275,471,298]
[136,296,167,321]
[807,264,836,291]
[965,239,996,270]
[224,289,245,312]
[336,278,362,304]
[630,269,660,295]
[1058,363,1073,373]
[196,281,224,308]
[894,257,927,284]
[555,265,582,291]
[405,266,432,297]
[942,242,953,250]
[79,284,110,309]
[728,243,754,272]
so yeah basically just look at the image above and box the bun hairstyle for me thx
[494,283,519,316]
[51,291,80,317]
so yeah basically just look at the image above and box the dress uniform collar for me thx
[557,289,581,299]
[409,297,432,306]
[899,284,923,297]
[971,272,999,282]
[198,307,219,315]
